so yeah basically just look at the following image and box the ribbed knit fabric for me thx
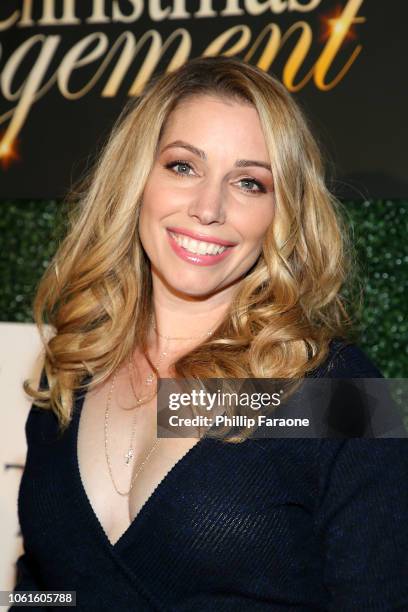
[11,341,408,611]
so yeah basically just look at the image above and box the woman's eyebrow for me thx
[160,140,272,173]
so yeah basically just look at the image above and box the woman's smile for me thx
[167,229,236,266]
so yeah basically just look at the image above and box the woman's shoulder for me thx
[308,338,383,378]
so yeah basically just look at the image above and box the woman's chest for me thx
[76,382,201,546]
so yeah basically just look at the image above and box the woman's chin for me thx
[150,263,240,300]
[165,281,224,300]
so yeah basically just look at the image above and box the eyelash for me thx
[164,160,267,194]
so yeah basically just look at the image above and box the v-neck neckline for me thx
[70,375,208,554]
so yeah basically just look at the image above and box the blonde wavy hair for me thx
[25,56,358,441]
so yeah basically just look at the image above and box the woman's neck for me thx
[149,275,235,344]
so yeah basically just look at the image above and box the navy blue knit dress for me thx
[11,341,408,611]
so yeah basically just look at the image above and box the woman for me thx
[12,57,407,610]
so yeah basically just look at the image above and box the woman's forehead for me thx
[159,96,268,154]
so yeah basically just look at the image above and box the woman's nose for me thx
[187,180,226,225]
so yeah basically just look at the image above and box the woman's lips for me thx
[166,230,235,266]
[166,226,237,247]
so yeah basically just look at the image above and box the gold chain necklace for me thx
[104,370,160,497]
[127,318,216,403]
[153,322,215,341]
[104,318,215,496]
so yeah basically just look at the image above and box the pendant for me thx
[124,449,134,464]
[145,373,154,385]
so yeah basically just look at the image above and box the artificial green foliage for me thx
[0,199,407,376]
[343,200,407,377]
[0,200,66,322]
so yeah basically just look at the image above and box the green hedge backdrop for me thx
[1,199,407,377]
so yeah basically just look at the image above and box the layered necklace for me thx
[104,317,215,496]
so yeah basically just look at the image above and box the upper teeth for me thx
[170,232,228,255]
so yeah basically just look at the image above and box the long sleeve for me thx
[13,550,43,592]
[9,552,47,611]
[10,541,47,612]
[314,438,408,610]
[10,370,49,610]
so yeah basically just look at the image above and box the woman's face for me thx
[138,94,275,300]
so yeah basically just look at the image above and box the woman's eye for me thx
[238,178,266,194]
[163,163,266,193]
[165,161,194,176]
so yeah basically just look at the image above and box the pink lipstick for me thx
[166,230,236,266]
